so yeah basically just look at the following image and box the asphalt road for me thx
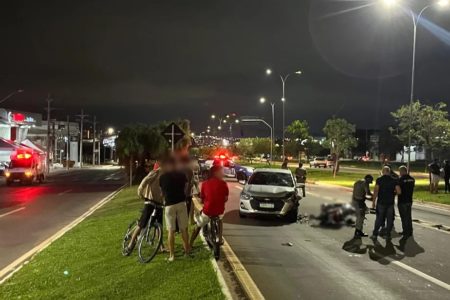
[0,166,124,272]
[223,179,450,300]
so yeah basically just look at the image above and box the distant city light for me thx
[211,114,216,119]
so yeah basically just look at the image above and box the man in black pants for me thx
[444,160,450,193]
[397,166,415,239]
[371,166,401,241]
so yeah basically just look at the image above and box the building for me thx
[0,108,42,142]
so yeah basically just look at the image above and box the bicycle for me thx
[137,202,164,263]
[121,201,164,263]
[202,216,221,260]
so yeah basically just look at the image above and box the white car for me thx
[239,168,301,222]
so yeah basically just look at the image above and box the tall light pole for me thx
[242,118,273,163]
[266,68,302,158]
[76,109,88,168]
[381,0,449,170]
[0,89,24,104]
[260,97,275,161]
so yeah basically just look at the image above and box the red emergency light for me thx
[12,113,25,123]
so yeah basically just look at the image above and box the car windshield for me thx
[248,172,294,187]
[315,157,325,161]
[10,159,32,168]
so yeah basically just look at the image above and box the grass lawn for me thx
[240,162,450,205]
[0,187,224,300]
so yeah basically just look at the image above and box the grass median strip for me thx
[0,187,224,299]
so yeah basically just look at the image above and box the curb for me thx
[222,239,265,300]
[199,234,233,300]
[0,184,126,284]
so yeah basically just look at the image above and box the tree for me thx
[287,120,310,142]
[252,137,271,157]
[236,138,255,161]
[323,117,357,176]
[391,101,450,161]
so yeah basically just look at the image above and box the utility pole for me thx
[92,115,96,166]
[45,95,53,174]
[76,109,88,168]
[66,115,70,170]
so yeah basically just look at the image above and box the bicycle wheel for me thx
[210,221,220,260]
[138,222,163,263]
[122,220,138,256]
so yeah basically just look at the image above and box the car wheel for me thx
[239,211,247,218]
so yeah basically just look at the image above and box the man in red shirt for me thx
[190,165,228,246]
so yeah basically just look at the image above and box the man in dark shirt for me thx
[371,166,401,240]
[397,166,415,238]
[444,160,450,194]
[159,157,190,262]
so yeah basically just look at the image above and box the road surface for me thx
[0,166,124,274]
[223,179,450,300]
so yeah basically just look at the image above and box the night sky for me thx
[1,0,449,136]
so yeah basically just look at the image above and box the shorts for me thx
[165,201,188,231]
[195,212,223,228]
[430,173,440,184]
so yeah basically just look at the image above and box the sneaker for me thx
[166,256,175,262]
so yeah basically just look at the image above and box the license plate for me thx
[260,202,274,208]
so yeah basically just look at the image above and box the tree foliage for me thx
[286,120,310,141]
[323,117,357,157]
[391,101,450,160]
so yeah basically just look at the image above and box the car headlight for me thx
[5,171,11,177]
[240,192,253,200]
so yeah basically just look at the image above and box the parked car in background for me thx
[310,157,327,168]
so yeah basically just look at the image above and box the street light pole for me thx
[0,89,24,104]
[242,118,273,164]
[266,69,302,159]
[259,97,275,161]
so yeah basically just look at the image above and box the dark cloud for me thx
[1,0,449,136]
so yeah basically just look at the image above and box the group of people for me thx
[124,155,229,262]
[428,159,450,194]
[352,165,415,240]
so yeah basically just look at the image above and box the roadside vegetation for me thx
[0,187,224,299]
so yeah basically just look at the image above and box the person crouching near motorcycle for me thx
[190,165,229,247]
[351,174,373,238]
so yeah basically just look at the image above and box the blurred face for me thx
[399,168,407,176]
[299,163,303,168]
[382,167,391,176]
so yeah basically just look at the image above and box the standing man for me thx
[281,157,289,169]
[351,175,373,238]
[371,166,401,241]
[443,160,450,194]
[294,163,307,197]
[428,159,441,194]
[397,166,415,238]
[159,157,191,262]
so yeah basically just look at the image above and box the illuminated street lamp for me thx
[259,97,275,160]
[381,0,448,170]
[107,127,114,135]
[0,89,24,104]
[265,68,302,158]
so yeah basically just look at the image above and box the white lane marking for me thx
[381,255,450,291]
[0,207,26,219]
[57,189,72,196]
[0,185,125,284]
